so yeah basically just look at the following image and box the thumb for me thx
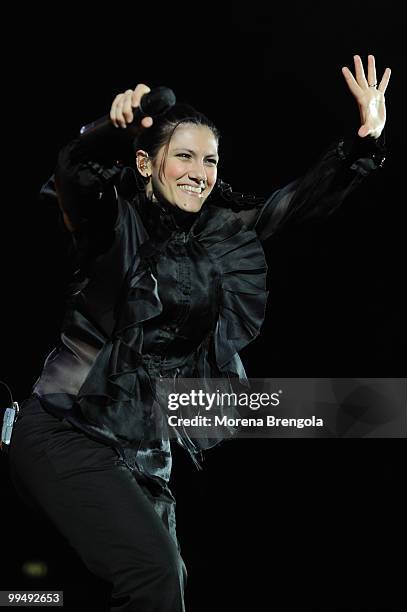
[358,124,370,138]
[141,116,153,128]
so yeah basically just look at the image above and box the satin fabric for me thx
[34,181,269,484]
[32,134,385,486]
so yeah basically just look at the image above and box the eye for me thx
[176,153,217,165]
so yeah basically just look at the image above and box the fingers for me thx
[367,54,377,87]
[353,54,369,88]
[131,83,151,111]
[367,54,391,94]
[341,66,361,97]
[112,89,135,128]
[363,54,391,94]
[341,55,370,96]
[110,83,153,128]
[343,55,375,90]
[378,67,392,94]
[342,54,392,100]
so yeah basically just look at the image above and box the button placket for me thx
[174,232,191,300]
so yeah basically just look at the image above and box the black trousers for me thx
[8,394,187,611]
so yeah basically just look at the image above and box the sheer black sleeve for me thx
[39,136,124,258]
[225,134,386,242]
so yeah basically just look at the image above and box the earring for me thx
[136,163,151,181]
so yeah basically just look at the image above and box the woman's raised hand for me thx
[341,55,391,139]
[110,83,154,129]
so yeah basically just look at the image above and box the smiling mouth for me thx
[177,185,205,198]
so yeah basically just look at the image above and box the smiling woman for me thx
[136,121,220,213]
[7,58,391,612]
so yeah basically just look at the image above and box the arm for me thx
[40,83,154,254]
[38,138,123,263]
[251,133,387,241]
[52,137,122,233]
[235,54,392,241]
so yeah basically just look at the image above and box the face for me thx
[137,124,219,213]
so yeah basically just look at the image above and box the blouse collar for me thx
[135,192,204,241]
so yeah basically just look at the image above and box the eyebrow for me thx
[173,148,219,158]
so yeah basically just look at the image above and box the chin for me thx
[175,199,204,213]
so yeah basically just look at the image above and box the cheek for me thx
[208,168,218,187]
[165,161,186,181]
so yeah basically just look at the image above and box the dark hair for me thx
[133,102,220,183]
[124,102,265,210]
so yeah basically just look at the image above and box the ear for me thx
[135,150,152,177]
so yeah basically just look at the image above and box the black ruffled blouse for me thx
[32,134,386,486]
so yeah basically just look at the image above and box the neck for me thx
[149,188,201,230]
[138,192,202,239]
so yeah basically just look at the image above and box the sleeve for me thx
[231,134,387,242]
[40,136,125,259]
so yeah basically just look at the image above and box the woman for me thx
[7,55,390,611]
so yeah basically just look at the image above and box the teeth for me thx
[178,185,202,194]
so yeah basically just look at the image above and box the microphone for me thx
[78,86,176,165]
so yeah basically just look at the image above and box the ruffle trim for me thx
[74,201,268,463]
[193,204,269,382]
[75,250,165,449]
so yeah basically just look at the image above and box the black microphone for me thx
[78,86,176,165]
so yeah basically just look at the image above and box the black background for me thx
[1,2,405,610]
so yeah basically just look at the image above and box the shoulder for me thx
[193,202,252,238]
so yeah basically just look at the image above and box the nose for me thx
[189,171,207,190]
[188,160,207,185]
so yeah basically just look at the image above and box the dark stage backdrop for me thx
[1,3,404,611]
